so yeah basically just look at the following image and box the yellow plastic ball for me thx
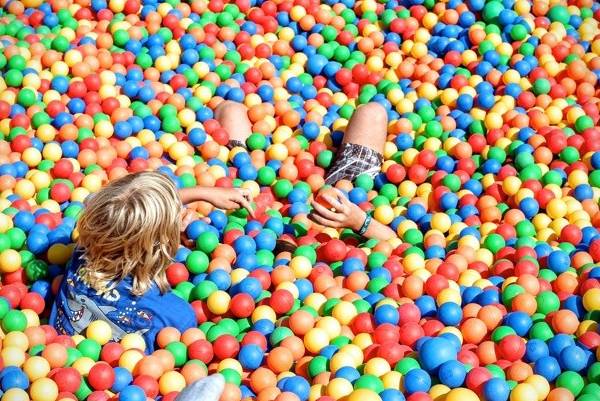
[22,148,42,167]
[47,244,72,265]
[525,375,550,401]
[429,384,451,400]
[2,389,29,401]
[119,349,144,372]
[266,143,288,161]
[363,357,390,377]
[374,205,394,225]
[207,290,231,315]
[431,212,451,233]
[23,356,51,381]
[546,198,567,219]
[94,120,114,138]
[252,305,276,323]
[583,288,600,312]
[510,383,538,401]
[121,333,146,351]
[290,255,311,279]
[330,352,357,372]
[331,301,357,326]
[169,142,191,160]
[327,378,353,399]
[15,179,36,199]
[81,175,102,193]
[402,253,425,274]
[315,316,341,339]
[502,176,521,196]
[4,331,29,350]
[159,371,187,395]
[304,328,330,354]
[29,378,58,401]
[346,389,382,401]
[71,357,95,375]
[86,320,113,345]
[0,249,21,273]
[304,293,327,312]
[218,358,243,374]
[445,388,479,401]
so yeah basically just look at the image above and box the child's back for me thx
[50,172,196,351]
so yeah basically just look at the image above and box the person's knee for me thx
[354,102,388,126]
[215,100,248,118]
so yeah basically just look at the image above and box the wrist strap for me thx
[358,213,372,236]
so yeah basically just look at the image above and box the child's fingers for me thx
[309,212,341,228]
[180,209,196,231]
[311,201,344,222]
[235,188,255,217]
[321,195,344,210]
[238,196,255,217]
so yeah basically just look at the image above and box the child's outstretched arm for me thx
[309,189,397,241]
[179,187,254,216]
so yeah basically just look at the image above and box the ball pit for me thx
[0,0,600,400]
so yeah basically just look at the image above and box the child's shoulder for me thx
[155,291,196,330]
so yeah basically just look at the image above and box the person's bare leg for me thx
[341,102,388,154]
[214,100,252,144]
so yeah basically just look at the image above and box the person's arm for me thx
[309,189,397,241]
[179,187,254,216]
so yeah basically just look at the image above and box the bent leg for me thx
[341,102,388,154]
[324,102,388,185]
[214,100,252,146]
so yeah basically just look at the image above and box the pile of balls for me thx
[0,0,600,400]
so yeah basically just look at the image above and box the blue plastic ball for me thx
[118,385,146,401]
[418,337,458,372]
[403,369,431,394]
[438,360,466,388]
[238,344,264,370]
[483,378,510,401]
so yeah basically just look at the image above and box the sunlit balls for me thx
[0,1,599,401]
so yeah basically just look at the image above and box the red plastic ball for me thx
[188,339,214,364]
[230,293,256,318]
[269,289,294,314]
[19,292,45,314]
[166,263,189,286]
[52,367,82,393]
[497,335,525,362]
[133,375,159,398]
[212,334,239,360]
[88,362,115,391]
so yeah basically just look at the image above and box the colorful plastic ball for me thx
[442,388,477,401]
[118,385,146,401]
[438,361,466,388]
[403,369,431,394]
[418,337,457,372]
[483,378,510,401]
[30,378,59,401]
[510,383,538,401]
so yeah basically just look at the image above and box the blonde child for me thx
[50,171,252,351]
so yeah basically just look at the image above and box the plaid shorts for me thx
[325,143,383,185]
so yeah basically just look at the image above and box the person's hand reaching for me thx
[201,187,255,217]
[309,188,366,231]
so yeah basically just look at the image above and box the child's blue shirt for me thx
[50,248,196,352]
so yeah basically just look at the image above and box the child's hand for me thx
[309,188,366,231]
[202,187,255,217]
[180,208,198,247]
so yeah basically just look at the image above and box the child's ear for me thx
[175,374,225,401]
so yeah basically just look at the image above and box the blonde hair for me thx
[77,171,182,296]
